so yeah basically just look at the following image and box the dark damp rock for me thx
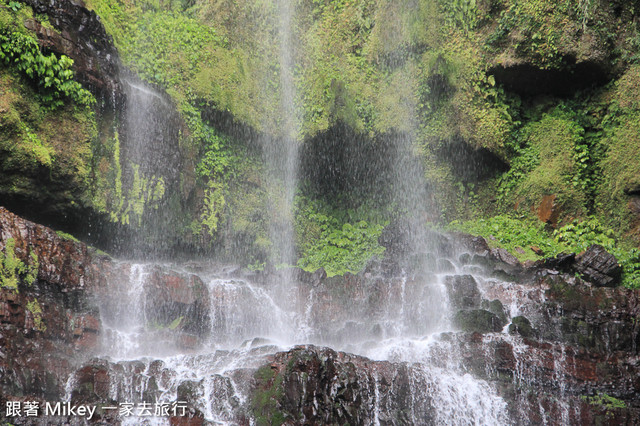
[144,268,210,336]
[22,0,121,97]
[470,253,493,267]
[455,309,506,333]
[169,411,205,426]
[445,275,482,309]
[297,267,327,287]
[533,252,576,272]
[177,380,201,404]
[454,233,491,255]
[255,345,436,425]
[458,252,472,265]
[482,299,508,325]
[436,258,456,273]
[72,362,112,403]
[490,248,521,268]
[490,62,610,98]
[508,316,536,339]
[574,245,622,287]
[433,231,456,258]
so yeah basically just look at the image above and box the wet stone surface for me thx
[1,207,640,425]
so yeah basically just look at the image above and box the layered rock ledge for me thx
[1,206,640,425]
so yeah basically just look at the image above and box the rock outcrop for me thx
[22,0,121,98]
[1,207,639,425]
[252,345,436,425]
[0,206,104,406]
[574,244,622,287]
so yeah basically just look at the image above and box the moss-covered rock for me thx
[454,308,506,333]
[0,69,96,223]
[502,109,588,220]
[508,315,536,338]
[602,70,640,236]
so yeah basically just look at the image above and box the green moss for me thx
[26,298,45,331]
[89,130,165,226]
[0,52,97,214]
[582,393,626,410]
[597,113,640,230]
[200,181,225,236]
[502,109,587,218]
[55,230,80,242]
[251,365,286,426]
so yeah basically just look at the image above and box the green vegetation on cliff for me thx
[0,1,99,224]
[451,215,640,288]
[295,197,386,276]
[4,0,640,279]
[0,238,38,292]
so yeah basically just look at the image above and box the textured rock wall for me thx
[0,206,104,408]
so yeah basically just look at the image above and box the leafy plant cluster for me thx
[295,198,387,276]
[186,107,245,237]
[449,215,640,288]
[0,238,38,292]
[485,0,572,69]
[0,29,94,108]
[439,0,478,32]
[190,114,237,181]
[582,392,626,411]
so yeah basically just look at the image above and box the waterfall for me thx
[99,73,183,255]
[62,2,509,425]
[262,0,300,271]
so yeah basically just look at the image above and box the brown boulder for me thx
[537,194,560,226]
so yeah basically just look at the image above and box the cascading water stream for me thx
[63,2,514,424]
[74,246,516,424]
[262,0,300,273]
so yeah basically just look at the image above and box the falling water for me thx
[104,74,183,255]
[262,0,300,270]
[63,1,513,424]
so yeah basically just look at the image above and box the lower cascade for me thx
[74,259,510,425]
[2,208,639,425]
[81,258,507,425]
[4,0,640,424]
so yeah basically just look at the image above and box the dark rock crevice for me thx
[489,61,612,98]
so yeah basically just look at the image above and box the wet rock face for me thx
[445,274,481,308]
[0,207,213,411]
[2,207,640,425]
[22,0,121,97]
[574,244,622,287]
[454,309,506,333]
[0,207,102,406]
[253,346,435,425]
[144,267,211,337]
[450,270,640,424]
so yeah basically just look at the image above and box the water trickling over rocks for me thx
[1,207,639,425]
